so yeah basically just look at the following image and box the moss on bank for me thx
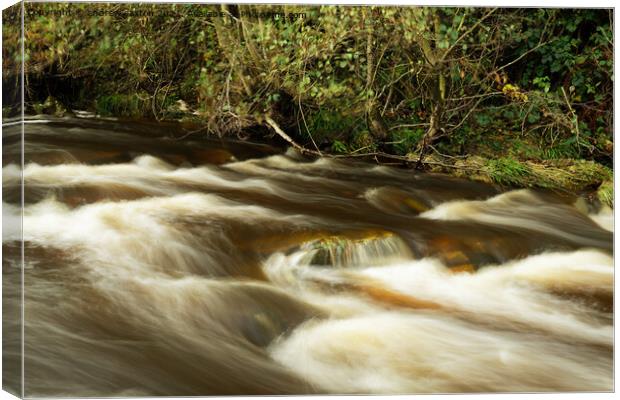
[597,180,614,208]
[427,154,612,207]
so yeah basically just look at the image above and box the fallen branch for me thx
[265,115,321,156]
[264,115,485,171]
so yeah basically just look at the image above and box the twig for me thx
[299,61,322,155]
[496,40,552,73]
[172,126,208,141]
[265,116,321,156]
[442,8,498,62]
[561,86,581,151]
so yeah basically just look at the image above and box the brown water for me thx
[2,116,614,396]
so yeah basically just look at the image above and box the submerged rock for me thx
[365,186,431,215]
[425,235,504,271]
[304,232,413,268]
[224,283,325,348]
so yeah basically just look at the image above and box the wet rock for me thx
[305,232,412,268]
[226,283,324,348]
[365,186,430,215]
[447,264,476,274]
[426,235,502,271]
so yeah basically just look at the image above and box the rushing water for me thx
[2,117,614,396]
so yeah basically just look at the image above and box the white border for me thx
[0,1,617,400]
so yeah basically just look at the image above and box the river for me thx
[2,116,613,396]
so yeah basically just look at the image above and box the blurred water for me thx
[2,117,613,396]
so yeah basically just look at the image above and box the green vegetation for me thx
[2,4,613,202]
[441,155,612,202]
[95,94,150,117]
[597,180,614,208]
[486,158,533,187]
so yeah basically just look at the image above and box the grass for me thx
[95,94,150,118]
[597,180,613,208]
[485,157,533,186]
[446,155,612,205]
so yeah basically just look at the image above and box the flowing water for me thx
[2,117,614,396]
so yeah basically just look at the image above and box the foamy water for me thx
[2,118,613,396]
